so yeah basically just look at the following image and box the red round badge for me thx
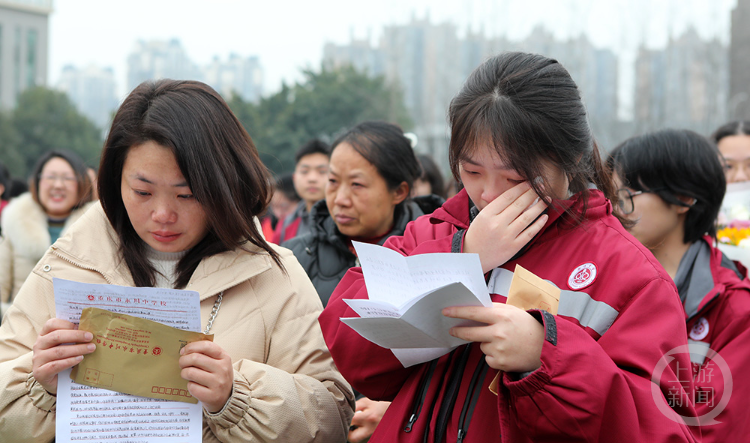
[568,262,598,290]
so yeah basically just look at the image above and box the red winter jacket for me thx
[319,189,700,443]
[680,236,750,442]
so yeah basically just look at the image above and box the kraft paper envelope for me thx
[71,307,213,403]
[505,264,560,315]
[489,265,560,395]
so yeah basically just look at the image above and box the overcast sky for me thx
[49,0,737,109]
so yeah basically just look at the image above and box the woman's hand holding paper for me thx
[179,340,234,413]
[444,303,544,373]
[32,318,96,394]
[463,182,548,274]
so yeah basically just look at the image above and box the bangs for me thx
[450,95,517,177]
[450,94,549,185]
[610,142,664,194]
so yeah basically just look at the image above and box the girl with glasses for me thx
[608,129,750,442]
[319,52,699,442]
[0,150,94,315]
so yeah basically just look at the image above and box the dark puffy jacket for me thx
[283,196,443,306]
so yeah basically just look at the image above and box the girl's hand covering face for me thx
[463,181,548,273]
[32,318,96,394]
[443,303,545,373]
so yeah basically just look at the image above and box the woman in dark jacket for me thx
[283,121,442,307]
[283,121,442,443]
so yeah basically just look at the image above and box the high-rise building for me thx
[126,39,201,93]
[518,27,619,124]
[729,0,750,119]
[323,38,384,77]
[204,54,263,103]
[56,64,119,130]
[0,0,51,109]
[378,18,463,164]
[634,27,728,135]
[323,20,620,162]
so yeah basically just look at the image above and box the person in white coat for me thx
[0,150,94,313]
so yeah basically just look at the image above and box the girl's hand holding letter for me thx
[180,340,234,413]
[32,318,96,394]
[444,303,544,373]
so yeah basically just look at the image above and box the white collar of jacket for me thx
[1,192,93,260]
[51,202,273,301]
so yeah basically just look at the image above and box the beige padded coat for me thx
[0,203,355,442]
[0,192,94,311]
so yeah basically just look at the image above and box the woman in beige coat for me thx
[0,150,94,312]
[0,79,354,442]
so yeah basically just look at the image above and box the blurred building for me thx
[323,19,620,163]
[633,27,728,136]
[126,39,201,93]
[0,0,51,110]
[730,0,750,120]
[378,18,464,165]
[324,37,384,77]
[517,27,619,148]
[56,64,119,131]
[204,54,263,103]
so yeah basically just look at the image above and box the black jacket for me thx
[283,195,443,306]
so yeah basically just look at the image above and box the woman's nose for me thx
[480,182,506,204]
[152,202,177,224]
[333,186,351,206]
[736,165,749,183]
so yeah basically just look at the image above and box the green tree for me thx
[230,64,413,174]
[0,111,23,177]
[10,87,103,177]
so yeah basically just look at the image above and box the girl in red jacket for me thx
[609,129,750,442]
[319,52,701,442]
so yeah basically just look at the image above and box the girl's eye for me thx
[464,170,479,175]
[508,179,525,185]
[328,178,338,185]
[178,194,194,199]
[134,190,150,197]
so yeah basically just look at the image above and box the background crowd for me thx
[0,50,749,443]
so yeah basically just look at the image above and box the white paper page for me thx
[405,252,489,303]
[391,347,454,368]
[341,282,484,348]
[54,278,203,443]
[344,299,400,318]
[352,241,415,306]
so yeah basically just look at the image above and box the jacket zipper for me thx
[433,345,473,443]
[404,359,438,432]
[51,249,115,285]
[456,360,489,442]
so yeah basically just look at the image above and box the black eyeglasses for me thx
[615,188,664,215]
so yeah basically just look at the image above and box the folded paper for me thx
[505,264,560,315]
[72,307,213,403]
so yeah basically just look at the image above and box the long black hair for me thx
[99,79,282,288]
